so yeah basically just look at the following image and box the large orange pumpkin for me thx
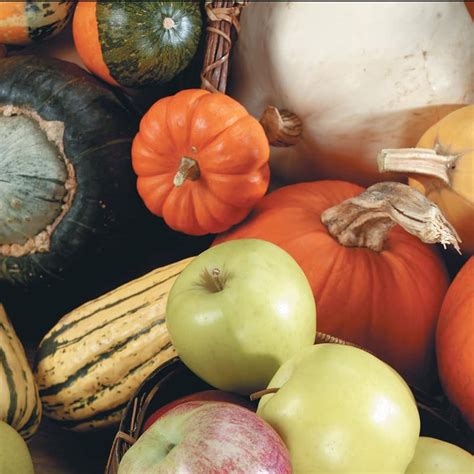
[215,181,456,387]
[436,257,474,429]
[132,89,270,235]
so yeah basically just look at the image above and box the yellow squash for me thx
[379,105,474,253]
[35,257,192,431]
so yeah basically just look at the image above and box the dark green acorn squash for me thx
[73,1,203,88]
[0,55,139,286]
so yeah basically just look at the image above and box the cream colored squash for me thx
[231,2,473,186]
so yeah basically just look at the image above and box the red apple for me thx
[143,390,256,432]
[118,401,292,473]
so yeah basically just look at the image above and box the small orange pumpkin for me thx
[436,257,474,429]
[132,89,270,235]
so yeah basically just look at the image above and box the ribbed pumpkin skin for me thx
[0,304,41,440]
[215,181,450,387]
[0,1,75,45]
[73,1,202,88]
[132,89,270,235]
[436,257,474,429]
[35,258,191,431]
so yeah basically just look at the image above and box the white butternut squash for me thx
[231,2,473,186]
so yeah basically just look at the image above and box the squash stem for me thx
[378,148,458,186]
[163,17,176,30]
[173,157,200,187]
[260,106,303,147]
[321,182,461,253]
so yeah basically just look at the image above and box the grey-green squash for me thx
[0,54,140,286]
[35,257,192,431]
[0,304,41,440]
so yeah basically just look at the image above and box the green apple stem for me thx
[201,267,226,292]
[320,182,461,253]
[249,387,280,401]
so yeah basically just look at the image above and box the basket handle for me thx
[200,1,249,93]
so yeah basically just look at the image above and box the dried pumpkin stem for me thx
[321,182,461,253]
[377,148,458,186]
[249,387,280,401]
[173,157,200,187]
[260,106,303,147]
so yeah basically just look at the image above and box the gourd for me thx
[0,1,75,45]
[0,55,139,286]
[436,257,474,429]
[72,2,202,88]
[0,304,41,440]
[35,258,192,431]
[132,89,270,235]
[231,2,473,186]
[215,181,460,387]
[379,105,474,254]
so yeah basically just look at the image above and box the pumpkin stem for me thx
[321,182,461,253]
[378,148,458,185]
[249,387,280,401]
[260,106,303,147]
[173,157,200,187]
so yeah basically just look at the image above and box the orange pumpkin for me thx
[215,181,455,387]
[132,89,270,235]
[436,257,474,429]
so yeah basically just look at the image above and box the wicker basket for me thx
[105,348,473,473]
[105,2,473,471]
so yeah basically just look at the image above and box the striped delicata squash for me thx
[35,257,192,431]
[0,304,42,440]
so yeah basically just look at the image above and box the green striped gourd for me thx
[0,304,42,440]
[35,257,192,431]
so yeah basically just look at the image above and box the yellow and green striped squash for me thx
[35,257,192,431]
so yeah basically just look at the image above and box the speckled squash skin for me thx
[73,1,202,88]
[35,258,190,431]
[0,55,138,286]
[0,1,75,45]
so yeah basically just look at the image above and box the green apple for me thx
[406,437,473,473]
[0,421,34,474]
[257,344,421,473]
[166,239,316,394]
